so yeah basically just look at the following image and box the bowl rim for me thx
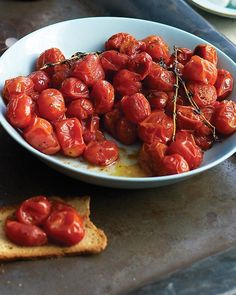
[0,16,236,184]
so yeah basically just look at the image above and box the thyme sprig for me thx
[172,45,179,141]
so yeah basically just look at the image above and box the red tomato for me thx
[116,117,137,145]
[195,106,215,136]
[193,44,218,66]
[100,50,129,72]
[91,80,115,114]
[119,39,146,57]
[103,108,122,137]
[144,62,175,92]
[165,93,185,115]
[105,32,136,51]
[51,200,77,213]
[167,138,203,170]
[176,106,203,131]
[193,134,214,150]
[121,93,151,124]
[36,47,65,76]
[70,54,105,87]
[169,47,193,65]
[28,71,51,92]
[83,140,119,166]
[183,55,217,85]
[2,76,34,102]
[138,110,173,143]
[37,89,66,121]
[187,82,217,107]
[159,154,189,175]
[127,52,152,80]
[139,140,167,176]
[55,118,85,157]
[23,117,60,155]
[147,91,169,110]
[6,94,33,129]
[66,99,94,120]
[142,35,170,63]
[5,219,47,247]
[215,69,233,100]
[60,77,89,102]
[175,130,196,143]
[16,196,51,226]
[213,100,236,135]
[44,209,85,246]
[113,69,142,96]
[82,114,103,144]
[51,64,70,89]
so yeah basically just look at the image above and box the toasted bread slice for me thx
[0,196,107,261]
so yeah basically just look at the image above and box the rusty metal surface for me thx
[0,1,235,294]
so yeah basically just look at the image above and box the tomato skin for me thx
[144,63,175,92]
[121,93,151,124]
[116,117,137,145]
[100,50,129,72]
[28,71,51,92]
[83,140,119,166]
[193,134,214,150]
[103,108,122,137]
[113,69,142,96]
[215,69,233,101]
[91,80,115,114]
[142,35,170,63]
[159,154,189,176]
[195,106,215,136]
[51,64,70,89]
[6,94,33,129]
[165,93,185,115]
[176,106,203,131]
[127,52,152,80]
[23,117,60,155]
[139,140,167,176]
[169,47,193,65]
[36,47,65,76]
[167,138,203,170]
[44,210,85,246]
[213,100,236,135]
[66,99,94,120]
[193,44,218,66]
[183,55,217,85]
[60,77,89,102]
[5,219,47,247]
[70,54,105,87]
[105,32,136,51]
[37,88,66,122]
[55,118,85,157]
[187,82,217,108]
[51,200,77,213]
[2,76,34,102]
[138,110,173,144]
[16,196,51,226]
[147,91,169,110]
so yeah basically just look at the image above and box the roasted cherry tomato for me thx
[159,154,189,176]
[142,35,170,63]
[215,69,233,101]
[113,69,142,96]
[176,106,203,131]
[6,94,33,129]
[169,47,193,65]
[28,70,51,92]
[66,98,94,120]
[187,82,217,107]
[70,54,105,87]
[51,200,78,213]
[100,50,129,72]
[116,117,137,145]
[193,134,214,151]
[83,140,119,166]
[121,93,151,124]
[105,33,136,51]
[44,209,85,246]
[82,114,103,144]
[91,80,115,114]
[144,62,175,92]
[127,52,152,80]
[139,140,167,176]
[16,195,51,226]
[195,106,215,136]
[5,219,47,247]
[183,55,217,85]
[193,44,218,66]
[165,93,185,115]
[103,108,122,137]
[147,91,169,110]
[37,88,66,122]
[2,76,34,102]
[51,64,70,89]
[138,110,173,144]
[213,100,236,135]
[36,47,65,76]
[167,138,203,170]
[60,77,89,102]
[55,118,85,157]
[23,117,60,154]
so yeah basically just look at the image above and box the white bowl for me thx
[0,17,235,189]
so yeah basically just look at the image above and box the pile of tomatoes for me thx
[3,32,236,176]
[5,196,85,247]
